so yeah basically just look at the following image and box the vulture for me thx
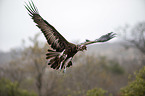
[25,1,116,71]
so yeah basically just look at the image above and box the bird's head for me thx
[77,45,87,51]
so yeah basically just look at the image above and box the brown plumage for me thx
[25,0,116,71]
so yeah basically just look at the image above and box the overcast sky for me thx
[0,0,145,52]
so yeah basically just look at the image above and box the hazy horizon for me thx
[1,0,145,52]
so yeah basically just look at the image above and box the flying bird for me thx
[25,1,116,71]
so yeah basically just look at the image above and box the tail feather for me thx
[48,57,56,65]
[46,50,65,69]
[47,49,56,52]
[50,57,61,69]
[51,61,58,69]
[46,49,72,70]
[46,52,59,59]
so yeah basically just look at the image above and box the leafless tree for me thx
[118,22,145,65]
[118,22,145,54]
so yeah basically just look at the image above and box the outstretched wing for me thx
[25,1,69,52]
[81,32,116,45]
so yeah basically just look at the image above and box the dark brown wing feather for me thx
[25,1,69,52]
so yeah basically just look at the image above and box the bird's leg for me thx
[63,65,67,73]
[65,57,72,66]
[63,57,72,73]
[59,62,63,70]
[59,55,67,70]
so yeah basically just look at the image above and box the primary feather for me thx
[25,1,69,52]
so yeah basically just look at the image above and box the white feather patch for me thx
[59,49,65,58]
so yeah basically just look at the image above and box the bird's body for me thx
[25,0,116,70]
[46,43,78,70]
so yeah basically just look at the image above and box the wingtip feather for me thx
[24,0,39,16]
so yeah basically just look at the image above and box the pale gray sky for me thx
[0,0,145,52]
